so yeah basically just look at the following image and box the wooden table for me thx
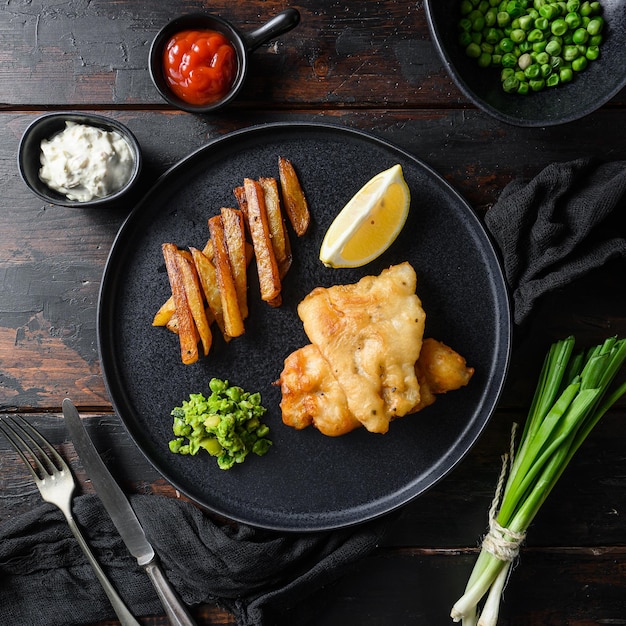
[1,2,626,624]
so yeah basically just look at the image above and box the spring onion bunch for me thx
[451,335,626,626]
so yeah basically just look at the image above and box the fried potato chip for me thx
[258,177,292,278]
[202,238,214,259]
[176,249,212,356]
[162,243,199,365]
[166,313,179,334]
[243,178,282,306]
[221,207,249,319]
[152,296,176,327]
[189,246,229,341]
[233,185,247,215]
[278,156,310,236]
[208,215,245,338]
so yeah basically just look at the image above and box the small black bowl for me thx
[18,112,143,208]
[425,0,626,127]
[149,9,300,114]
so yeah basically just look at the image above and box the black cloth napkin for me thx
[0,493,391,626]
[484,157,626,325]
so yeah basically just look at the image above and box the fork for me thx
[0,415,141,626]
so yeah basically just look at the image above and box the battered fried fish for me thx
[411,338,475,412]
[279,343,361,437]
[294,262,426,434]
[279,338,474,436]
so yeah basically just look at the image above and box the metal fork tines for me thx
[0,415,141,626]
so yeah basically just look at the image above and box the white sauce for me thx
[39,121,134,202]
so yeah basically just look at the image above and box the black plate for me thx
[98,122,511,532]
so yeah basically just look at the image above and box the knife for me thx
[62,398,197,626]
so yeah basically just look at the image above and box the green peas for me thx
[472,14,486,30]
[580,1,593,16]
[551,18,568,35]
[550,54,564,69]
[587,16,604,35]
[539,4,557,19]
[545,39,562,56]
[501,67,515,81]
[506,0,525,17]
[563,44,580,60]
[525,63,541,78]
[527,28,545,42]
[497,11,511,27]
[511,28,527,42]
[500,37,515,51]
[585,45,600,60]
[485,7,498,25]
[546,73,560,87]
[501,52,519,67]
[519,14,534,29]
[530,78,546,91]
[485,27,502,43]
[466,42,482,58]
[478,51,493,66]
[565,11,582,29]
[518,51,533,69]
[457,0,606,96]
[503,75,520,92]
[459,17,473,31]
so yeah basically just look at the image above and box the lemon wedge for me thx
[319,164,410,268]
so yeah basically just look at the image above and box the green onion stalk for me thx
[451,335,626,626]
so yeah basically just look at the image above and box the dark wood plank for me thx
[309,547,626,626]
[87,546,626,625]
[0,1,456,108]
[2,1,624,109]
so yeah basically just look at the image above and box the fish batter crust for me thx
[278,263,475,436]
[293,262,426,434]
[279,338,474,436]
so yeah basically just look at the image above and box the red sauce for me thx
[163,29,238,106]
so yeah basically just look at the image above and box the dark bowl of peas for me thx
[425,0,626,127]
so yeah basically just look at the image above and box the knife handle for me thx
[143,559,197,626]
